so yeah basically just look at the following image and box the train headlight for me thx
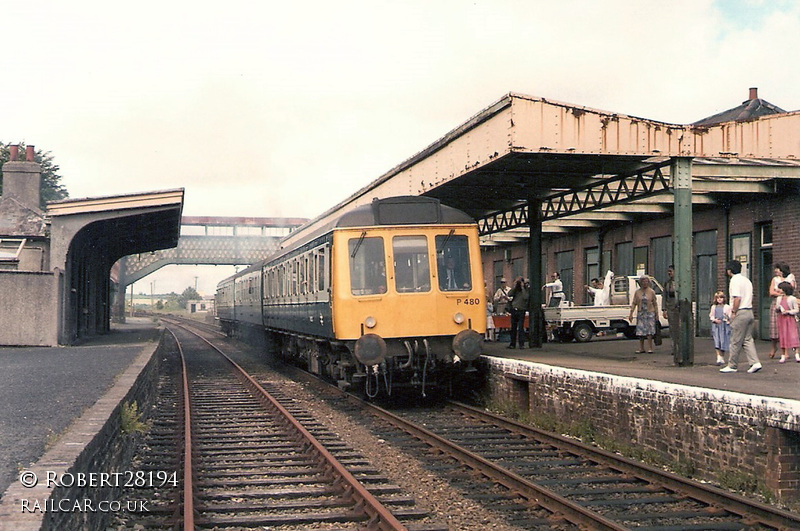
[453,312,466,324]
[364,316,377,329]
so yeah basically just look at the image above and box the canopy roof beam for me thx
[479,160,671,235]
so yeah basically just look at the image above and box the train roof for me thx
[216,196,475,289]
[335,196,474,228]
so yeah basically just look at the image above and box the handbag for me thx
[654,323,663,345]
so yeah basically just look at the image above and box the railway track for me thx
[116,322,444,530]
[361,401,800,530]
[152,317,800,530]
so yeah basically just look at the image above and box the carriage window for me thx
[299,256,306,294]
[393,236,430,293]
[348,236,386,296]
[317,249,326,292]
[435,233,471,291]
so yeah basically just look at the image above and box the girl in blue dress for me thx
[709,291,731,366]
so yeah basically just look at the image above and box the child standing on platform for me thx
[709,291,731,366]
[775,281,800,363]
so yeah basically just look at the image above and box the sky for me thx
[2,0,799,295]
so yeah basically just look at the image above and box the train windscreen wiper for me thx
[351,231,367,259]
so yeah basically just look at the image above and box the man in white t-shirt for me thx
[720,260,762,374]
[543,272,564,307]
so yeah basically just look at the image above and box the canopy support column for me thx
[528,198,543,348]
[672,157,694,366]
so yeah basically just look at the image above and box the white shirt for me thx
[729,273,753,310]
[544,279,563,297]
[588,287,604,306]
[493,286,510,304]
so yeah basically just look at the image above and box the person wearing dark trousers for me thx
[663,265,680,360]
[507,276,529,349]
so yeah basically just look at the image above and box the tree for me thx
[178,286,201,309]
[0,142,69,208]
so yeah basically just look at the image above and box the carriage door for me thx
[695,230,717,337]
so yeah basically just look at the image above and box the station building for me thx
[0,145,183,346]
[482,88,800,339]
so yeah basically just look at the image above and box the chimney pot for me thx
[9,145,19,161]
[749,87,758,101]
[25,145,35,162]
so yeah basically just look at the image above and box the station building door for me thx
[695,230,717,336]
[556,250,573,303]
[759,248,773,340]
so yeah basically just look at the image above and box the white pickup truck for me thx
[544,275,669,342]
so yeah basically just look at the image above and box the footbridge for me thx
[115,215,307,286]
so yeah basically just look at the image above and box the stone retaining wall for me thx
[39,336,164,530]
[481,355,800,501]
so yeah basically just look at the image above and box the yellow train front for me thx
[265,196,486,398]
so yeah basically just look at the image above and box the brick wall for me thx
[482,355,800,502]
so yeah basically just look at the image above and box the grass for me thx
[120,401,149,435]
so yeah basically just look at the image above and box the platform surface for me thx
[0,318,160,502]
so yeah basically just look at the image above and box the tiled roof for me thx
[693,88,785,127]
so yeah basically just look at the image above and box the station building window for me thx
[585,247,599,286]
[615,242,633,277]
[493,260,504,291]
[556,250,573,302]
[652,236,673,287]
[730,233,751,278]
[511,257,524,282]
[634,246,648,277]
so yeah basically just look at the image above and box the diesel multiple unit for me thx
[217,196,485,397]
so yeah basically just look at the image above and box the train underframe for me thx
[270,331,477,399]
[217,318,481,398]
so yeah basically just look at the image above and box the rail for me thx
[165,319,409,530]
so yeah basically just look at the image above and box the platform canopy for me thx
[46,188,184,342]
[283,92,800,247]
[47,189,185,268]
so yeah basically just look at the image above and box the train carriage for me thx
[217,196,485,397]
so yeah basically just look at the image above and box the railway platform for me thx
[0,317,160,530]
[483,334,800,401]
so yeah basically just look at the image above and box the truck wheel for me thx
[573,323,593,342]
[623,326,637,339]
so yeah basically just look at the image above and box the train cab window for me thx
[435,234,471,291]
[348,236,386,296]
[393,236,430,293]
